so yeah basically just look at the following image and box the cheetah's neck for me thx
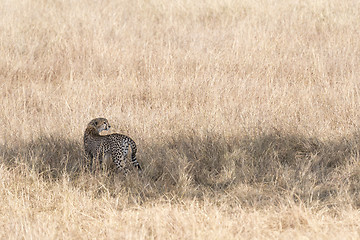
[84,125,100,137]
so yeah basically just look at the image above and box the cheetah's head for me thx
[87,117,111,133]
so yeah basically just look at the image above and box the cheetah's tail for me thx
[129,137,142,171]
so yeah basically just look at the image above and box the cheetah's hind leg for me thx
[111,151,129,175]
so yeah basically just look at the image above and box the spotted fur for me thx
[83,117,141,173]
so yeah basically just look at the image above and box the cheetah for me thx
[84,117,142,173]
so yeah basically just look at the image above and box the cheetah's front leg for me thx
[85,151,94,172]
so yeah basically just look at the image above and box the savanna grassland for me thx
[1,0,360,239]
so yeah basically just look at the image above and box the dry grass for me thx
[1,0,360,239]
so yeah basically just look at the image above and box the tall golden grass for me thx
[1,0,360,238]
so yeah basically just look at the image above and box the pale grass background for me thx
[1,0,360,239]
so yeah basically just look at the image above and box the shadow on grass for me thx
[141,130,360,205]
[1,130,360,205]
[0,135,85,179]
[144,131,358,183]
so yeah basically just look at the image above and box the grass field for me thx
[1,0,360,239]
